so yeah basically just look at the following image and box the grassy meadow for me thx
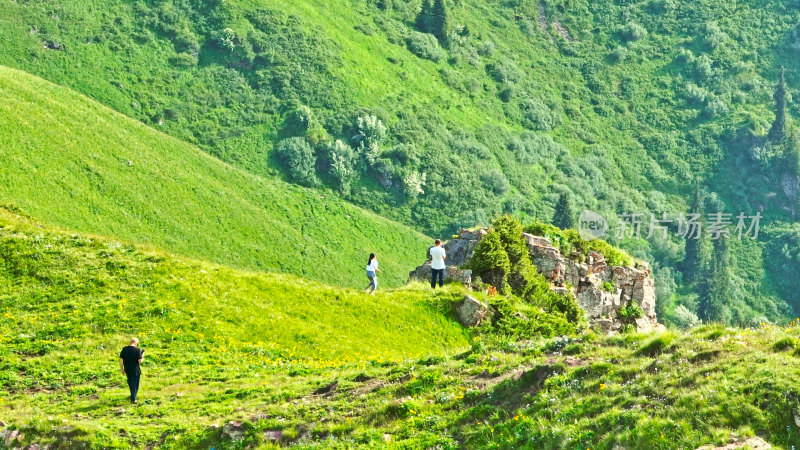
[0,206,469,447]
[3,206,800,448]
[0,65,431,288]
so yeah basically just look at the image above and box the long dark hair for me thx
[367,253,375,266]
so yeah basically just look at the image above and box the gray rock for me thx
[455,295,493,327]
[522,233,553,248]
[408,262,472,285]
[264,430,283,443]
[695,436,771,449]
[222,421,245,441]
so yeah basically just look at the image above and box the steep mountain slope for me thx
[4,0,800,325]
[0,206,469,446]
[2,0,799,226]
[0,65,431,288]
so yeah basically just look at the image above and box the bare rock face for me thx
[411,228,661,333]
[455,295,494,327]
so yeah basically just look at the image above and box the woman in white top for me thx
[365,253,381,295]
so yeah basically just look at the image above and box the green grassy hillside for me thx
[0,65,431,288]
[4,207,800,448]
[4,0,800,326]
[0,207,469,447]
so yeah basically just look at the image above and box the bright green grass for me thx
[0,207,469,447]
[4,209,800,448]
[0,65,431,288]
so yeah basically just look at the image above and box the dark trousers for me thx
[126,373,140,402]
[431,268,444,288]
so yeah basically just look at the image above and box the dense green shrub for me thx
[773,337,795,352]
[406,31,446,61]
[169,52,198,67]
[618,302,645,326]
[519,98,555,131]
[477,40,496,57]
[486,58,521,84]
[469,216,583,324]
[321,139,357,194]
[468,230,510,290]
[619,22,647,42]
[507,132,566,165]
[480,169,509,195]
[488,297,576,339]
[610,46,628,62]
[275,137,317,186]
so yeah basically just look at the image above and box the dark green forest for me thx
[4,0,800,326]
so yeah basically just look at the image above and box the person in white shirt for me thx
[429,239,446,288]
[365,253,381,295]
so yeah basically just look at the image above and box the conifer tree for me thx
[682,183,705,284]
[552,192,576,230]
[769,66,788,143]
[781,129,800,218]
[697,234,733,324]
[431,0,451,44]
[416,0,433,33]
[377,0,392,11]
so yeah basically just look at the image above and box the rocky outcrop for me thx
[455,295,494,327]
[408,228,482,286]
[408,262,472,286]
[410,228,662,333]
[525,232,659,332]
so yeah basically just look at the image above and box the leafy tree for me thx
[552,192,575,230]
[402,171,427,198]
[323,139,357,195]
[352,114,387,167]
[275,137,317,186]
[671,304,701,329]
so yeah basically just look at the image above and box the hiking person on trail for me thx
[119,337,144,404]
[430,239,446,288]
[365,253,381,295]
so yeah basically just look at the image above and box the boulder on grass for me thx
[455,295,493,327]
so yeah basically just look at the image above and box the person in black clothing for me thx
[119,337,144,404]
